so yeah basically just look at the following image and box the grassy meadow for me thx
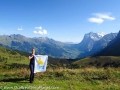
[0,46,120,90]
[0,64,120,90]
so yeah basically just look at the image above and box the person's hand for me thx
[29,55,34,60]
[32,54,35,56]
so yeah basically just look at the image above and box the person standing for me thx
[29,48,35,83]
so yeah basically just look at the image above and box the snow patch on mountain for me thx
[97,32,106,37]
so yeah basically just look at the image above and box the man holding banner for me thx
[29,48,48,83]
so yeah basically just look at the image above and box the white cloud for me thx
[33,26,48,35]
[88,17,104,24]
[88,13,115,24]
[94,13,115,20]
[17,26,23,31]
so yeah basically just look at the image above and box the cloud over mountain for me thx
[33,26,48,35]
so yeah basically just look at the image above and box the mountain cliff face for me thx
[91,33,117,53]
[77,32,117,58]
[96,31,120,56]
[77,32,103,52]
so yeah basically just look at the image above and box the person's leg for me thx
[32,64,35,81]
[30,64,34,83]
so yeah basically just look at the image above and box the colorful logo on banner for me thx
[37,57,44,66]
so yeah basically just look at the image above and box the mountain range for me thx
[96,31,120,56]
[0,34,80,59]
[0,31,118,59]
[77,32,117,58]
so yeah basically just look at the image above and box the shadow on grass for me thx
[0,77,29,83]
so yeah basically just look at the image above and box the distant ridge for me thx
[0,31,118,59]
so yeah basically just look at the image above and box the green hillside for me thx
[73,56,120,68]
[0,45,72,70]
[0,45,30,72]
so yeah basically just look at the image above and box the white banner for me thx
[34,55,48,73]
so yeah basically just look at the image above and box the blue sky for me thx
[0,0,120,43]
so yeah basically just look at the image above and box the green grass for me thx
[0,67,120,90]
